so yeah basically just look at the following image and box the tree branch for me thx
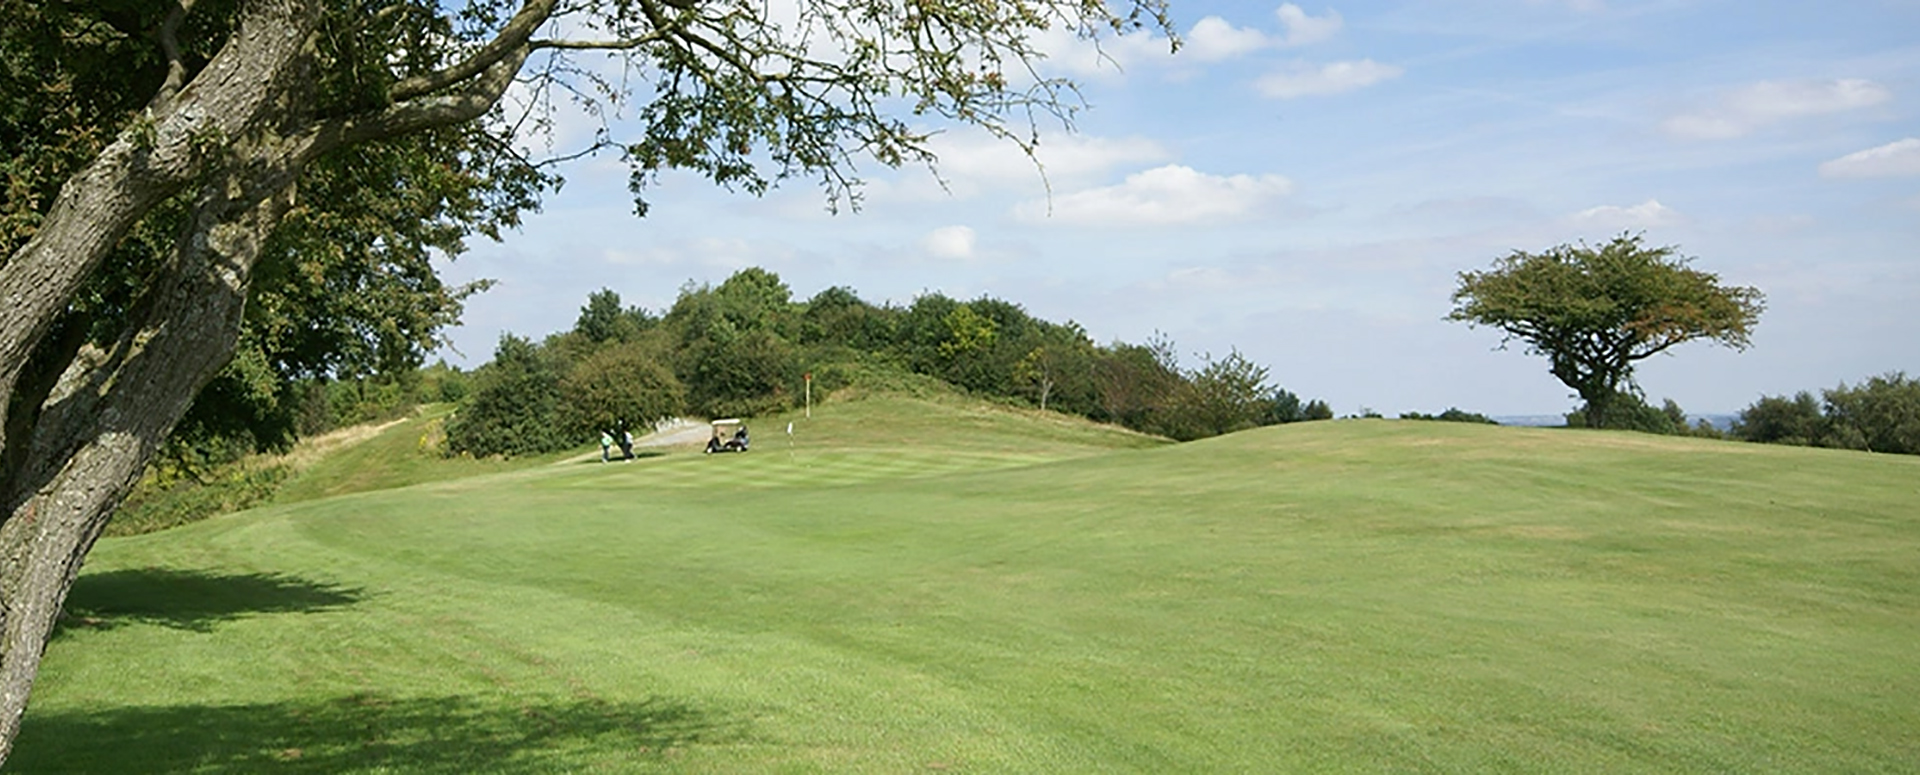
[531,32,672,51]
[0,0,321,465]
[309,45,530,157]
[151,0,196,116]
[389,0,557,101]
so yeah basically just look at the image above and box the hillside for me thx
[20,398,1920,772]
[113,376,1168,538]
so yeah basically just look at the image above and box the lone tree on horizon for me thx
[1449,234,1765,429]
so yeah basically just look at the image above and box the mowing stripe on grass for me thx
[21,406,1920,773]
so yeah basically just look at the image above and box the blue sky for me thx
[437,0,1920,417]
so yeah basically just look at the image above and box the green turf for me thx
[269,404,583,506]
[16,398,1920,772]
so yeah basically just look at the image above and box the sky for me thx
[435,0,1920,417]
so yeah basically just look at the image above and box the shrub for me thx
[1565,392,1681,434]
[558,342,686,437]
[1732,374,1920,455]
[1263,389,1306,425]
[327,376,414,427]
[110,462,290,537]
[1823,373,1920,454]
[1400,408,1499,424]
[1090,341,1186,435]
[421,360,472,404]
[1732,391,1825,446]
[1178,350,1275,437]
[682,328,798,419]
[446,335,570,457]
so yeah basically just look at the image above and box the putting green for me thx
[16,398,1920,772]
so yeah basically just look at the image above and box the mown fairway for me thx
[15,395,1920,772]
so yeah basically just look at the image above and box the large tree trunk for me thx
[0,0,540,759]
[0,172,293,760]
[0,0,323,761]
[0,0,320,452]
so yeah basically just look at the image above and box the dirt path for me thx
[560,418,711,464]
[638,418,712,448]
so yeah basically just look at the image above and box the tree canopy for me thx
[1448,234,1764,429]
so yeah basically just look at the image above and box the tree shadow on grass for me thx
[56,568,363,635]
[12,693,730,773]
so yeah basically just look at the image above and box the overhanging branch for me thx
[531,32,672,50]
[389,0,557,101]
[311,45,531,155]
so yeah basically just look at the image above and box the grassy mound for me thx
[20,403,1920,772]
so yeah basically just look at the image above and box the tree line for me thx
[1729,373,1920,455]
[1557,373,1920,458]
[444,268,1332,457]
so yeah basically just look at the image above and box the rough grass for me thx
[268,404,579,505]
[111,406,590,537]
[20,401,1920,773]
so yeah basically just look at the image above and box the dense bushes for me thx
[1400,408,1498,424]
[446,335,570,457]
[1562,392,1722,438]
[1733,392,1825,446]
[109,462,290,537]
[442,270,1330,456]
[160,354,470,477]
[558,342,686,438]
[1550,372,1920,454]
[666,271,803,418]
[1734,373,1920,454]
[679,328,796,419]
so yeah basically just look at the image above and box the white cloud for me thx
[1030,5,1343,76]
[1032,25,1174,78]
[1661,79,1891,140]
[920,226,977,260]
[1256,59,1403,98]
[1275,4,1344,46]
[915,132,1173,198]
[1819,138,1920,179]
[1185,16,1273,62]
[1570,199,1683,229]
[1016,165,1293,225]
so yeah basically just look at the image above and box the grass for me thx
[267,404,581,505]
[17,396,1920,772]
[108,405,586,537]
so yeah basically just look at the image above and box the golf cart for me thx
[705,419,750,454]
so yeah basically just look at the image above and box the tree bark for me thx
[0,0,320,454]
[0,0,322,761]
[0,169,294,760]
[0,0,543,760]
